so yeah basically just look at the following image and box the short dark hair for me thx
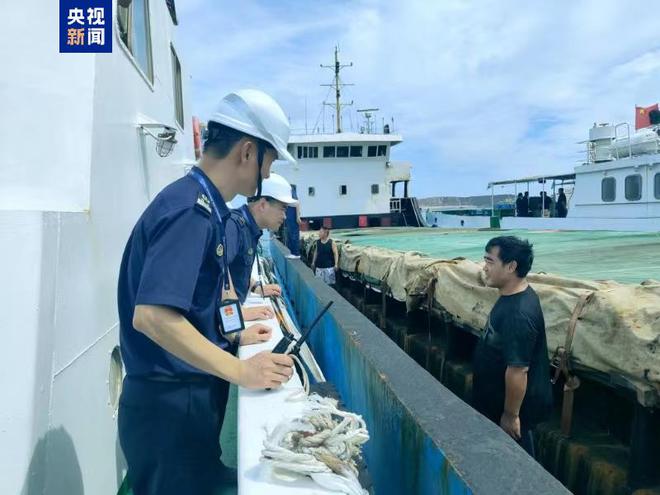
[320,225,330,231]
[485,236,534,277]
[203,121,274,159]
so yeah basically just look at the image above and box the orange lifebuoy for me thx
[192,116,202,159]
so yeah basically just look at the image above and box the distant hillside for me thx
[419,194,515,209]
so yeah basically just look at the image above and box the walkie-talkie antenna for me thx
[291,301,333,355]
[272,296,294,340]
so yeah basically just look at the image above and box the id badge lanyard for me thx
[189,168,245,334]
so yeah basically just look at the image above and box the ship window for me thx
[171,45,184,128]
[655,173,660,199]
[117,0,154,83]
[337,146,349,158]
[371,184,379,194]
[350,146,363,157]
[625,174,642,201]
[308,186,315,197]
[367,145,377,157]
[297,146,319,159]
[377,145,387,156]
[601,177,616,202]
[323,146,335,158]
[340,185,347,195]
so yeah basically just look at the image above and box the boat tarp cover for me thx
[302,231,660,398]
[326,227,660,284]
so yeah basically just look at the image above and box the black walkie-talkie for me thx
[272,301,334,355]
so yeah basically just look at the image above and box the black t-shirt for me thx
[315,239,335,269]
[472,286,553,428]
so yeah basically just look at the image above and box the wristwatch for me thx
[230,330,241,351]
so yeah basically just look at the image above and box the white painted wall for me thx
[386,161,411,183]
[275,137,410,218]
[275,158,390,217]
[0,1,195,493]
[0,212,52,495]
[0,3,96,212]
[425,211,660,232]
[571,157,660,219]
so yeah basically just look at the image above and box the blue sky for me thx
[175,0,660,198]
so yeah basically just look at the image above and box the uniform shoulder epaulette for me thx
[230,209,246,226]
[195,192,212,216]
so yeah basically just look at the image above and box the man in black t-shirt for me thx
[556,188,568,218]
[515,193,524,217]
[312,226,339,285]
[472,236,553,458]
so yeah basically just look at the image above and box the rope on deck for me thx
[261,394,370,495]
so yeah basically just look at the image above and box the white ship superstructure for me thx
[273,47,422,229]
[275,132,413,228]
[1,1,194,493]
[570,122,660,221]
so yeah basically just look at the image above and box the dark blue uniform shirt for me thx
[285,186,298,227]
[225,204,262,303]
[285,186,300,256]
[117,167,231,377]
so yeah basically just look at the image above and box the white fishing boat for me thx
[426,113,660,231]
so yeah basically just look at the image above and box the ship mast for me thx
[321,46,353,133]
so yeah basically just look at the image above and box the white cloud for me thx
[177,0,660,196]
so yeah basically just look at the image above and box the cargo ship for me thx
[273,47,425,230]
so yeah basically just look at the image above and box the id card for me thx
[218,299,245,334]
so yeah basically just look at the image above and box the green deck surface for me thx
[332,228,660,284]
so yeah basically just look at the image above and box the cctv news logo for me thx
[60,0,112,53]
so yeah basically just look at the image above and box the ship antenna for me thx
[321,45,353,133]
[357,108,379,134]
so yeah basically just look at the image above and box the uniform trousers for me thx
[118,375,230,495]
[286,221,301,256]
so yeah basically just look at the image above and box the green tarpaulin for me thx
[329,228,660,285]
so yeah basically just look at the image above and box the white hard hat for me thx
[253,173,298,205]
[208,89,296,165]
